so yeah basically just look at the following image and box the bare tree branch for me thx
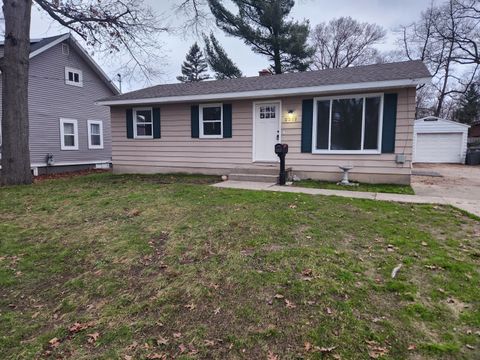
[310,17,386,70]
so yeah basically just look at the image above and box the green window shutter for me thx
[126,108,133,139]
[191,105,199,138]
[153,107,161,139]
[223,103,232,138]
[382,93,398,153]
[301,99,314,153]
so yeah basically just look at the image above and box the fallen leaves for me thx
[146,353,166,359]
[48,337,61,348]
[285,299,296,309]
[69,321,95,334]
[301,268,315,281]
[391,264,402,278]
[366,340,389,358]
[304,342,337,354]
[184,303,196,311]
[204,339,215,347]
[87,332,100,344]
[267,350,279,360]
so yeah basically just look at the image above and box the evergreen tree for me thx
[454,84,480,124]
[203,33,243,79]
[177,42,210,82]
[207,0,313,74]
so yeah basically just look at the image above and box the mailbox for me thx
[275,143,289,185]
[275,143,288,156]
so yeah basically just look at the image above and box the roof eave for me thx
[96,76,431,106]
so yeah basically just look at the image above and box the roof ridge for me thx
[117,60,429,99]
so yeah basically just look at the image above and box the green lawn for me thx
[294,179,415,194]
[1,173,479,359]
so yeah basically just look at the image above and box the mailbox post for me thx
[274,143,289,185]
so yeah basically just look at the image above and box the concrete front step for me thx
[228,173,278,183]
[230,167,291,176]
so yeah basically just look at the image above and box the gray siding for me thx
[1,40,114,166]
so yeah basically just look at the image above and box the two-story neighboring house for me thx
[0,33,119,175]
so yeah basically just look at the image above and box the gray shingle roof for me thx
[0,34,68,58]
[100,60,430,103]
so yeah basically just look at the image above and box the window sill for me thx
[61,147,79,151]
[311,150,381,155]
[88,146,104,150]
[133,136,154,139]
[200,135,223,139]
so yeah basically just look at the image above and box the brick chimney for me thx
[258,69,272,76]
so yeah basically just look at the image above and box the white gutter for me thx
[96,77,431,106]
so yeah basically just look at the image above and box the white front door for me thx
[253,101,281,161]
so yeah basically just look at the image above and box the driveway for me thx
[412,163,480,200]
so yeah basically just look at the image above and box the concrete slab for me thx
[212,180,480,218]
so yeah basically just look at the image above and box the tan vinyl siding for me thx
[111,87,416,184]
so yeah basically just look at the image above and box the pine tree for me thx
[454,84,480,124]
[207,0,313,74]
[177,42,210,83]
[203,33,243,79]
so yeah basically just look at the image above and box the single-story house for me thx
[413,116,470,164]
[97,60,431,185]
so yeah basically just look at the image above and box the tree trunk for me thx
[1,0,33,185]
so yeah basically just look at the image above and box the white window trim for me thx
[133,107,154,139]
[311,92,384,154]
[65,66,83,87]
[199,103,223,139]
[60,118,79,150]
[87,120,104,149]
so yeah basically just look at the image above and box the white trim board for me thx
[0,160,111,170]
[96,77,431,106]
[31,160,111,167]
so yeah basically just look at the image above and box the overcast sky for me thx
[27,0,433,91]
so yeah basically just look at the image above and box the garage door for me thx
[414,133,463,163]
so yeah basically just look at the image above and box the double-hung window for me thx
[312,94,383,154]
[87,120,104,149]
[65,67,83,87]
[60,118,78,150]
[200,103,223,138]
[133,107,153,138]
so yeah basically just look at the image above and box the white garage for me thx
[413,117,470,163]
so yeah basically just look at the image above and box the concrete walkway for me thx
[212,180,480,218]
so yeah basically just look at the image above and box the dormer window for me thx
[65,67,83,87]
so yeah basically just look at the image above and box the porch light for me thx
[286,109,297,122]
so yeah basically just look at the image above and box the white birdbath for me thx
[337,165,355,186]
